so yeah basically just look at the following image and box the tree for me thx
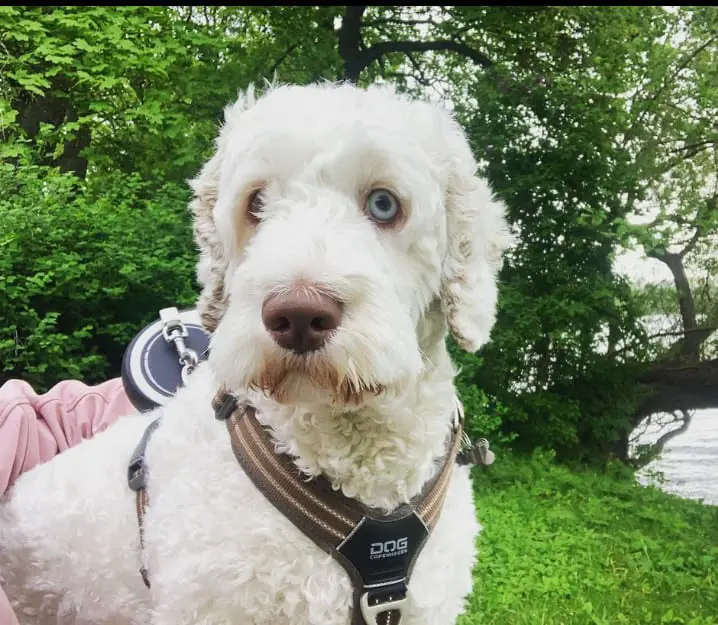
[2,6,715,465]
[330,5,717,462]
[615,7,718,425]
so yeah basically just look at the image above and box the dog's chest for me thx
[142,428,478,625]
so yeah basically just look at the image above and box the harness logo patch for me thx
[369,537,408,560]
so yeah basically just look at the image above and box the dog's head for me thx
[192,83,510,406]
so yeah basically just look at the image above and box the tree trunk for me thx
[338,6,367,83]
[336,6,494,84]
[637,358,718,416]
[660,251,703,361]
[534,334,551,389]
[648,249,712,363]
[15,80,90,178]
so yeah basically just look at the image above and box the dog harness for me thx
[128,393,493,625]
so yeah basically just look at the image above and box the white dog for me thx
[0,82,510,625]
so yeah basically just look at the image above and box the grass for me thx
[460,450,718,625]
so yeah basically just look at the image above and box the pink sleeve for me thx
[0,378,135,496]
[0,587,20,625]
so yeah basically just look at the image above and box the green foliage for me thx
[0,163,197,391]
[1,11,716,621]
[1,5,716,463]
[460,452,718,624]
[611,5,718,363]
[436,5,716,461]
[1,6,250,181]
[449,340,515,446]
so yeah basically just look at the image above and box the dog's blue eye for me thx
[366,189,400,224]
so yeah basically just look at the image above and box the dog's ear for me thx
[440,130,512,353]
[189,87,259,333]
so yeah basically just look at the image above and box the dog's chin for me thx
[248,352,385,408]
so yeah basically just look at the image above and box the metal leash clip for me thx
[458,434,496,467]
[473,438,496,466]
[160,307,199,384]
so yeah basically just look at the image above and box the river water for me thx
[634,408,718,506]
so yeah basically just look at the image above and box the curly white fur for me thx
[0,82,510,625]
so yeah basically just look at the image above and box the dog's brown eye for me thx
[366,189,401,225]
[248,189,264,223]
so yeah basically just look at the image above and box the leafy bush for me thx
[449,340,516,448]
[0,164,198,391]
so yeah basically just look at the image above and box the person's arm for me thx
[0,589,20,625]
[0,377,135,494]
[0,377,134,624]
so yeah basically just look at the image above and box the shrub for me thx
[0,164,198,391]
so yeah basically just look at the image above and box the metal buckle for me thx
[452,396,465,432]
[214,394,240,421]
[457,436,496,466]
[160,307,188,341]
[359,582,409,625]
[475,438,496,466]
[127,419,162,491]
[127,462,145,491]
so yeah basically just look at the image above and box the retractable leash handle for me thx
[121,307,210,411]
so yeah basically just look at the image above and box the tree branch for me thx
[652,34,718,105]
[652,409,692,451]
[382,71,415,83]
[337,6,493,83]
[638,358,718,416]
[630,409,692,468]
[670,196,717,259]
[666,102,718,128]
[363,17,438,29]
[647,326,718,342]
[669,138,718,154]
[268,43,299,76]
[627,33,718,145]
[404,51,433,88]
[677,227,703,259]
[358,39,493,74]
[646,249,704,361]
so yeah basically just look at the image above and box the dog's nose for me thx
[262,290,342,353]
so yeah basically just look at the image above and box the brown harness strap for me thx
[134,487,151,588]
[128,417,161,589]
